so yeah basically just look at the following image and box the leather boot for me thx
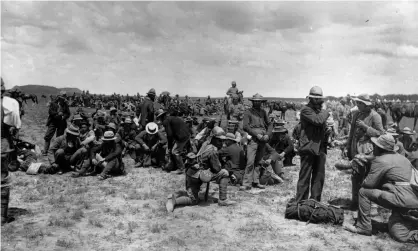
[42,141,50,156]
[171,155,185,175]
[1,186,10,225]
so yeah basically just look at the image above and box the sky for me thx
[1,1,418,98]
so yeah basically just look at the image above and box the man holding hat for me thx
[165,127,236,212]
[155,109,190,174]
[295,86,330,202]
[91,131,124,180]
[242,93,271,190]
[134,122,167,168]
[269,125,295,167]
[44,124,81,174]
[345,134,418,243]
[136,88,156,131]
[218,132,246,186]
[346,93,385,210]
[42,93,71,156]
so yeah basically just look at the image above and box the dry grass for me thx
[1,102,417,251]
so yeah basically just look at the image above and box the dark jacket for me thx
[269,134,295,155]
[93,142,123,162]
[243,108,272,139]
[136,97,154,127]
[163,116,190,147]
[298,103,329,156]
[135,130,167,147]
[46,101,70,126]
[218,143,246,174]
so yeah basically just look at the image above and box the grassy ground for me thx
[1,101,417,251]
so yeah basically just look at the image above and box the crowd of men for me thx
[1,78,418,244]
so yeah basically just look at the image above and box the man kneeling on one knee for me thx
[345,134,418,243]
[166,127,237,212]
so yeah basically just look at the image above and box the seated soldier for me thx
[259,143,286,185]
[218,133,246,186]
[269,125,296,166]
[165,127,236,212]
[70,120,95,176]
[134,122,167,168]
[92,131,125,180]
[105,107,121,126]
[344,134,418,243]
[195,118,218,149]
[41,125,81,175]
[70,114,84,127]
[399,127,415,153]
[117,117,137,158]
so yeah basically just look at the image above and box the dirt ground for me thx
[1,101,417,251]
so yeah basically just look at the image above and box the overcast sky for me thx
[1,1,418,97]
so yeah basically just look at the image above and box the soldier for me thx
[1,78,21,224]
[165,127,236,212]
[205,95,212,106]
[42,95,71,156]
[226,81,239,96]
[136,88,156,131]
[91,131,125,180]
[155,109,190,174]
[229,96,245,124]
[269,125,296,166]
[346,94,384,210]
[218,133,246,186]
[134,122,167,168]
[242,93,272,190]
[398,127,415,153]
[106,107,121,126]
[45,124,81,175]
[295,86,330,202]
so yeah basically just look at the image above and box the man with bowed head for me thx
[295,86,330,202]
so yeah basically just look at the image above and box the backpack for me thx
[285,199,344,225]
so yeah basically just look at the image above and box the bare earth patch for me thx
[2,102,417,251]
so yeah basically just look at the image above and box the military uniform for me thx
[43,97,71,154]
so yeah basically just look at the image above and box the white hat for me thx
[145,122,158,135]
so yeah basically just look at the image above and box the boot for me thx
[166,194,176,212]
[252,183,265,189]
[218,199,237,206]
[42,141,50,156]
[171,155,185,175]
[1,187,10,225]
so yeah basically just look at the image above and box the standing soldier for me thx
[1,78,21,224]
[242,93,272,190]
[42,95,71,156]
[136,88,156,131]
[295,86,330,202]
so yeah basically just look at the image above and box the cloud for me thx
[1,1,417,96]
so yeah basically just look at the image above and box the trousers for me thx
[243,140,266,186]
[295,153,326,202]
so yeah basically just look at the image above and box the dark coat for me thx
[163,116,190,147]
[136,97,154,127]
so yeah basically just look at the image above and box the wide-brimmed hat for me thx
[101,131,116,141]
[146,122,158,135]
[212,127,226,139]
[370,134,399,152]
[225,133,239,142]
[72,114,83,121]
[155,109,167,118]
[249,93,267,102]
[401,127,414,135]
[147,88,156,96]
[352,94,372,106]
[306,86,324,99]
[274,119,286,126]
[273,126,288,133]
[386,128,399,136]
[65,124,80,136]
[107,122,117,131]
[202,117,210,122]
[109,107,117,112]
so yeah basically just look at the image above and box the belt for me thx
[393,182,410,186]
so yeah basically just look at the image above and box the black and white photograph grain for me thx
[1,1,418,250]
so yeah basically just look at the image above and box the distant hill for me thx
[10,85,82,96]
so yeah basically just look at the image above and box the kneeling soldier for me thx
[166,127,236,212]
